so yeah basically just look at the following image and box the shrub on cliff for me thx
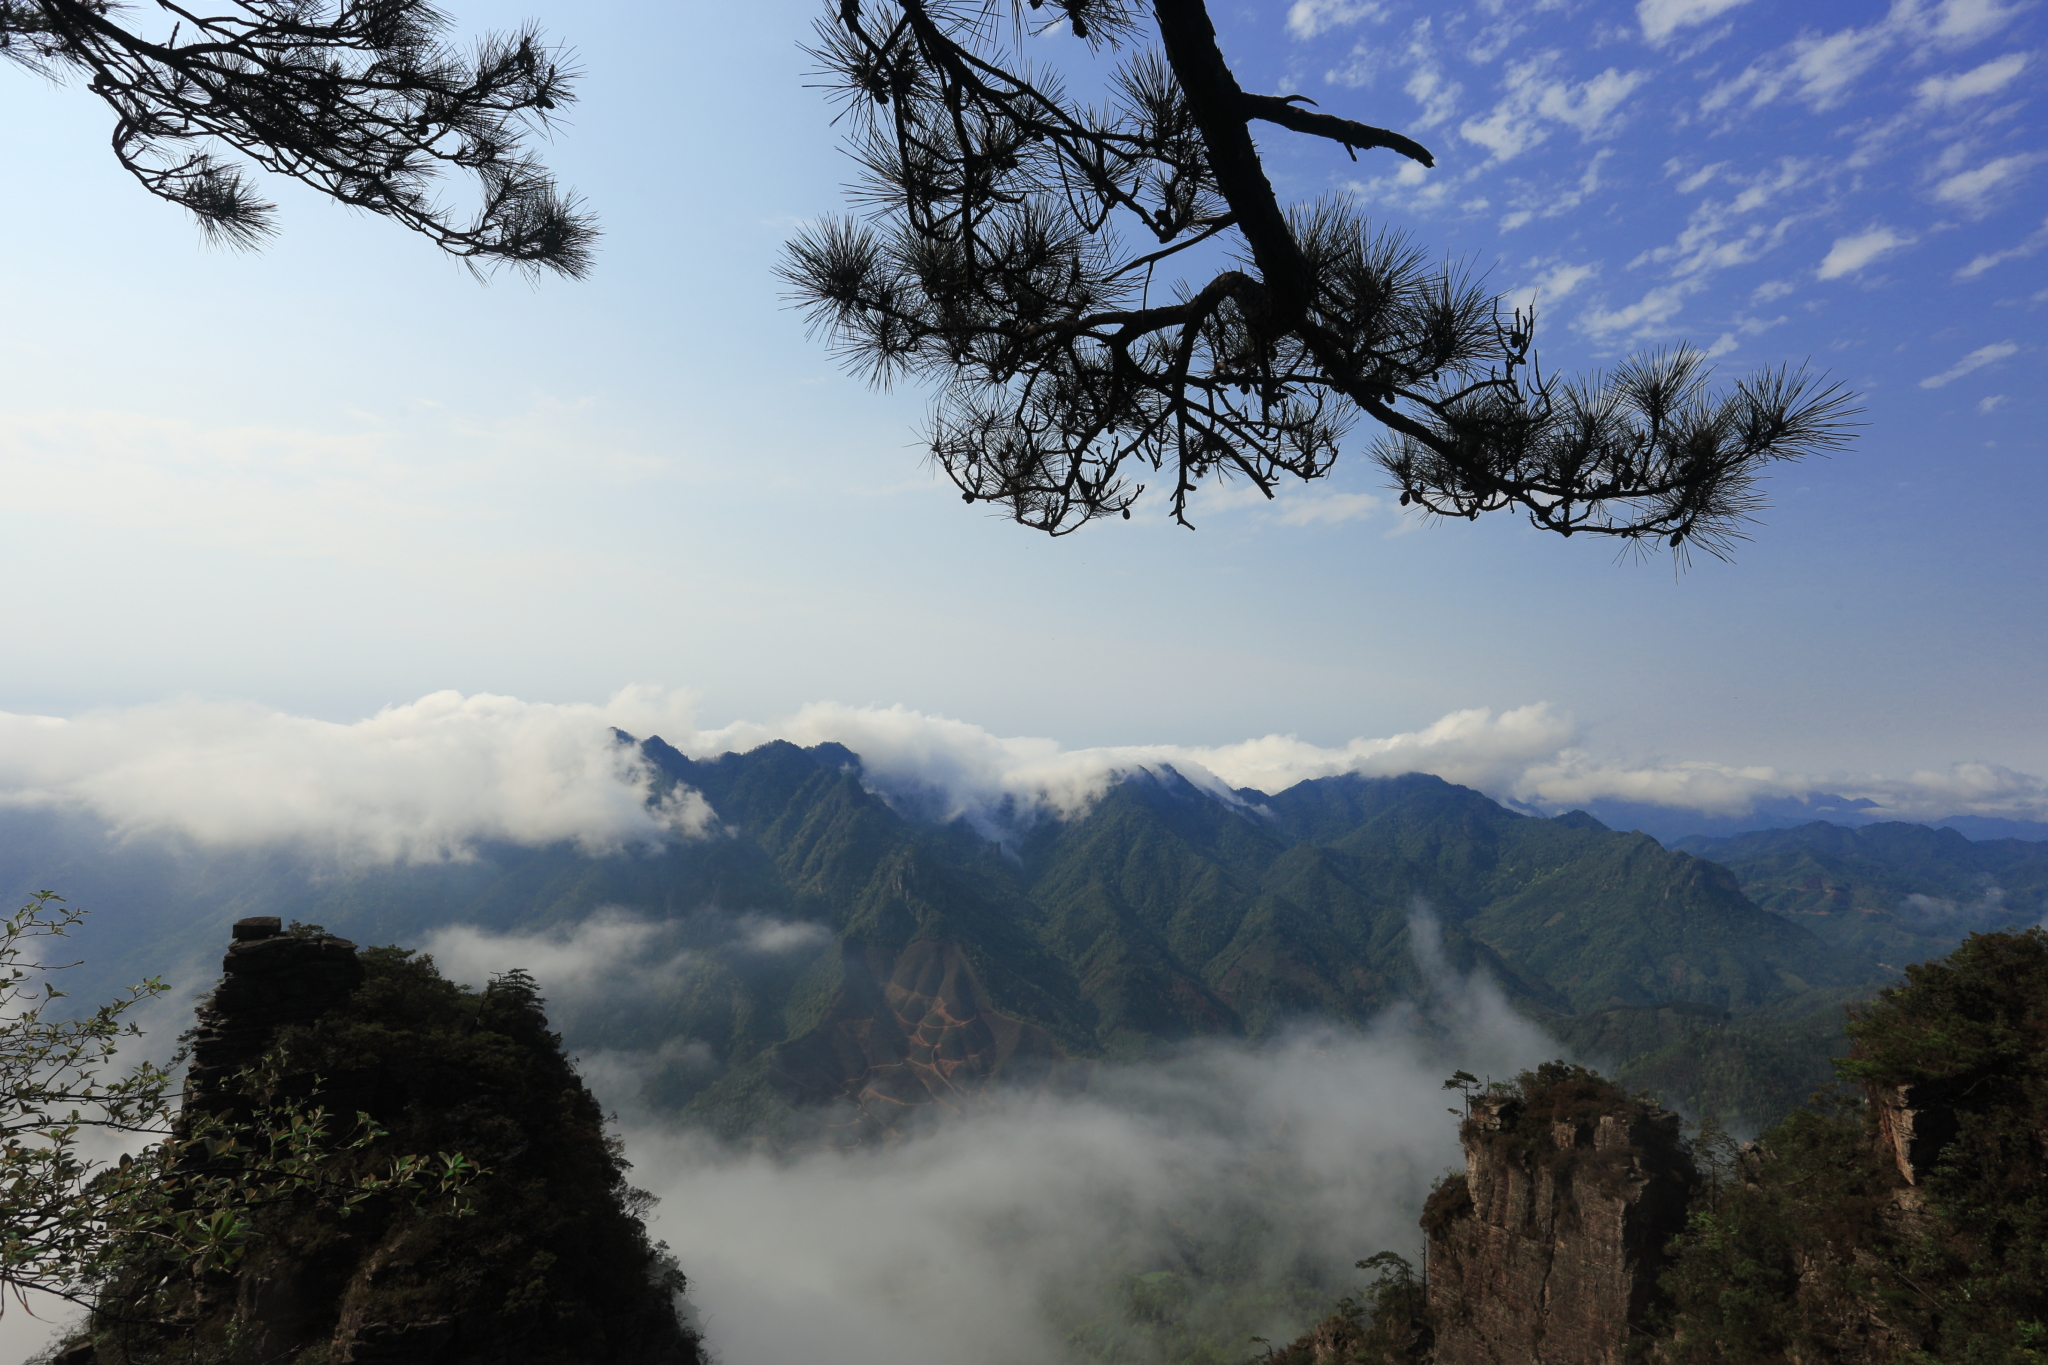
[1659,928,2048,1364]
[1457,1062,1683,1197]
[1257,1253,1429,1365]
[81,935,700,1365]
[4,900,462,1327]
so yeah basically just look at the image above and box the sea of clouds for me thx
[418,905,1555,1365]
[1,687,2043,863]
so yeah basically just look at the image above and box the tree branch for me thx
[1240,93,1434,167]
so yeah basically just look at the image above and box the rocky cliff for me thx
[71,919,701,1365]
[181,915,365,1117]
[1422,1065,1697,1365]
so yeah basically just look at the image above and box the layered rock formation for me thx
[1423,1066,1697,1365]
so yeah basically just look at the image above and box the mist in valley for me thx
[427,905,1556,1365]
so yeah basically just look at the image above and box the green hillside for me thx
[1673,820,2047,970]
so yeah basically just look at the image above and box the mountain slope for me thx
[1673,820,2046,969]
[5,744,1905,1137]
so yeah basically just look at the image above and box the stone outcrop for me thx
[69,919,702,1365]
[1867,1081,1961,1185]
[182,916,366,1107]
[1425,1071,1697,1365]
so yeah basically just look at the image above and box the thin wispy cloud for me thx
[1931,152,2048,213]
[1956,216,2048,277]
[1636,159,1812,277]
[1287,0,1386,40]
[1402,23,1464,126]
[1579,282,1699,338]
[1461,53,1649,161]
[1704,1,2023,114]
[1637,0,1755,46]
[1928,0,2026,44]
[1275,491,1386,525]
[1920,340,2019,387]
[1506,259,1601,312]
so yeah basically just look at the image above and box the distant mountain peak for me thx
[1551,810,1611,833]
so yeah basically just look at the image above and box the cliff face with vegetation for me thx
[1422,1066,1696,1365]
[1658,926,2048,1364]
[70,919,701,1365]
[1283,928,2048,1365]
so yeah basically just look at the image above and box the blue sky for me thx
[0,0,2043,829]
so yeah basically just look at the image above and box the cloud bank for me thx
[0,690,714,863]
[1,689,2042,865]
[598,907,1553,1365]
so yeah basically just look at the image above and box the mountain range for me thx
[10,736,2040,1136]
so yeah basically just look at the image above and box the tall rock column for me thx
[182,916,366,1111]
[1424,1067,1698,1365]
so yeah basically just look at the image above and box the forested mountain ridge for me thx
[624,739,1873,1135]
[1674,820,2048,967]
[8,738,2027,1137]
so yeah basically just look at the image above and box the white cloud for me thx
[0,688,717,863]
[1979,394,2009,412]
[1506,260,1601,312]
[1626,159,1811,300]
[427,910,685,1000]
[1920,340,2019,387]
[670,700,1582,833]
[748,705,2048,831]
[1461,54,1649,162]
[1535,260,1601,300]
[626,927,1554,1365]
[1957,216,2048,277]
[5,692,2043,866]
[1675,162,1728,194]
[1287,0,1385,40]
[1405,62,1463,126]
[1578,282,1700,338]
[1500,151,1617,228]
[1916,50,2032,104]
[1933,152,2048,212]
[1704,0,2020,115]
[422,907,830,1010]
[1928,0,2025,43]
[1707,22,1894,111]
[1817,226,1917,279]
[1638,0,1755,45]
[1512,754,2048,824]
